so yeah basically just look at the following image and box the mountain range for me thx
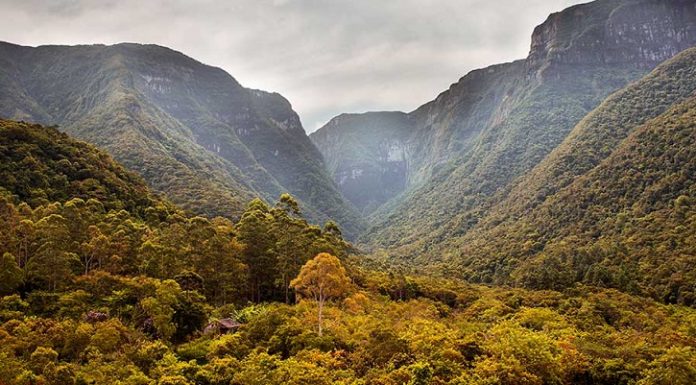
[0,0,695,304]
[2,1,696,383]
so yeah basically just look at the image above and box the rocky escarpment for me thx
[311,60,524,216]
[527,0,696,71]
[404,61,525,186]
[0,42,365,238]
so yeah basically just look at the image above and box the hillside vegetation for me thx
[0,42,364,238]
[311,0,696,257]
[447,48,696,305]
[0,120,161,214]
[1,121,694,385]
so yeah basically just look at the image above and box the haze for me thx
[0,0,579,132]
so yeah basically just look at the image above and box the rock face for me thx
[0,42,364,237]
[527,0,696,70]
[311,0,696,255]
[310,112,414,214]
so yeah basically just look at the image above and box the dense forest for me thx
[1,0,696,383]
[0,120,695,384]
[437,47,696,306]
[0,120,349,303]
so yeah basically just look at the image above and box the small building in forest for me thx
[83,310,108,323]
[203,318,242,335]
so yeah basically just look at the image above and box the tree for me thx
[322,220,342,239]
[81,225,111,274]
[276,193,301,217]
[290,253,352,336]
[27,214,76,290]
[141,280,182,341]
[171,290,208,342]
[236,199,275,302]
[0,199,20,258]
[0,252,23,295]
[14,219,35,269]
[271,199,309,304]
[187,218,247,305]
[637,347,696,385]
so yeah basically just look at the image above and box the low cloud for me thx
[0,0,579,132]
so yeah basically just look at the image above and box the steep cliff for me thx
[527,0,696,70]
[0,42,364,237]
[310,111,414,214]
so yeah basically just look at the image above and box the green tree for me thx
[14,219,36,270]
[237,199,276,302]
[0,199,20,258]
[277,193,301,217]
[141,280,182,341]
[171,290,208,342]
[81,225,111,274]
[638,347,696,385]
[271,198,309,304]
[0,252,22,295]
[27,214,77,290]
[187,217,247,304]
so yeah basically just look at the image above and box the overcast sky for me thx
[0,0,580,132]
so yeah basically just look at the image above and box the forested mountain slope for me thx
[0,119,165,214]
[0,118,350,302]
[311,0,696,251]
[0,42,364,237]
[444,48,696,305]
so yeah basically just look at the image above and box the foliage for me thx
[0,117,694,385]
[0,252,22,295]
[0,272,694,385]
[1,4,696,382]
[0,120,161,214]
[291,253,352,335]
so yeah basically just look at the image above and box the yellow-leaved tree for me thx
[290,253,352,336]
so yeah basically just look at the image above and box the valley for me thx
[0,0,695,384]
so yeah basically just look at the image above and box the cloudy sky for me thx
[0,0,580,132]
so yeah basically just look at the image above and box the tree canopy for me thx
[291,253,352,335]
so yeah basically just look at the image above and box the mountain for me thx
[311,0,696,252]
[0,42,364,238]
[309,111,414,214]
[446,47,696,305]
